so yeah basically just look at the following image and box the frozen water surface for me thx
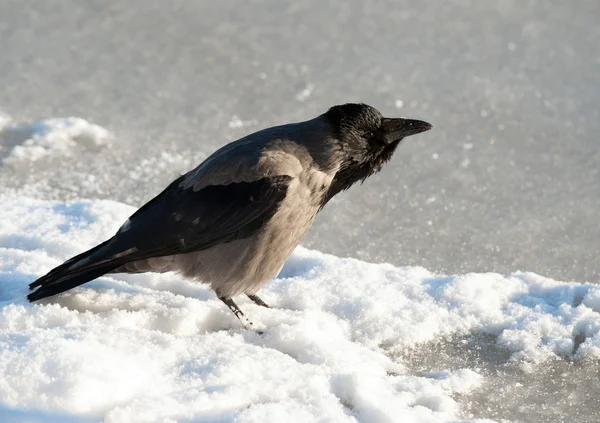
[1,0,599,421]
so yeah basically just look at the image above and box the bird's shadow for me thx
[0,272,34,304]
[277,248,323,280]
[4,266,284,336]
[1,267,212,313]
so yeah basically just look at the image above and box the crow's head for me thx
[324,103,432,199]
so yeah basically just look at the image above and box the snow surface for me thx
[1,197,599,422]
[1,117,111,165]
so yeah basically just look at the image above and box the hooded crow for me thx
[28,103,432,329]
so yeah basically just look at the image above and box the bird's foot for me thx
[219,296,264,334]
[247,294,270,308]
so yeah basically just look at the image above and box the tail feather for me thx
[29,240,111,290]
[28,239,127,302]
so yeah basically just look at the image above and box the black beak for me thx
[381,118,432,142]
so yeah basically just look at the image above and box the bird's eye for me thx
[362,131,374,139]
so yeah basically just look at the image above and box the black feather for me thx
[27,260,124,302]
[28,175,292,302]
[112,174,292,257]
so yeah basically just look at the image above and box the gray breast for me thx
[175,168,331,298]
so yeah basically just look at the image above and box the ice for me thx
[0,113,11,132]
[1,197,599,422]
[2,117,111,165]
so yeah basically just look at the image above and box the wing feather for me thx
[103,175,292,261]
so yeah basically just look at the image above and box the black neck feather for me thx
[319,138,401,209]
[320,160,374,208]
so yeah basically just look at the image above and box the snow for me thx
[1,117,111,165]
[295,83,315,102]
[1,197,599,422]
[227,115,258,129]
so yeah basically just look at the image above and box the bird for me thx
[28,103,432,329]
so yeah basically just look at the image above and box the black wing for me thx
[108,174,293,259]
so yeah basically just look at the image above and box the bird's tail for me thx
[28,239,127,302]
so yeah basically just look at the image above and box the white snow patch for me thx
[228,115,258,129]
[1,197,599,422]
[295,83,315,102]
[1,117,111,164]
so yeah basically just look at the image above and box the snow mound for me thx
[1,197,599,422]
[1,117,111,164]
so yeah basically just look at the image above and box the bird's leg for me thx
[247,294,270,308]
[219,296,255,330]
